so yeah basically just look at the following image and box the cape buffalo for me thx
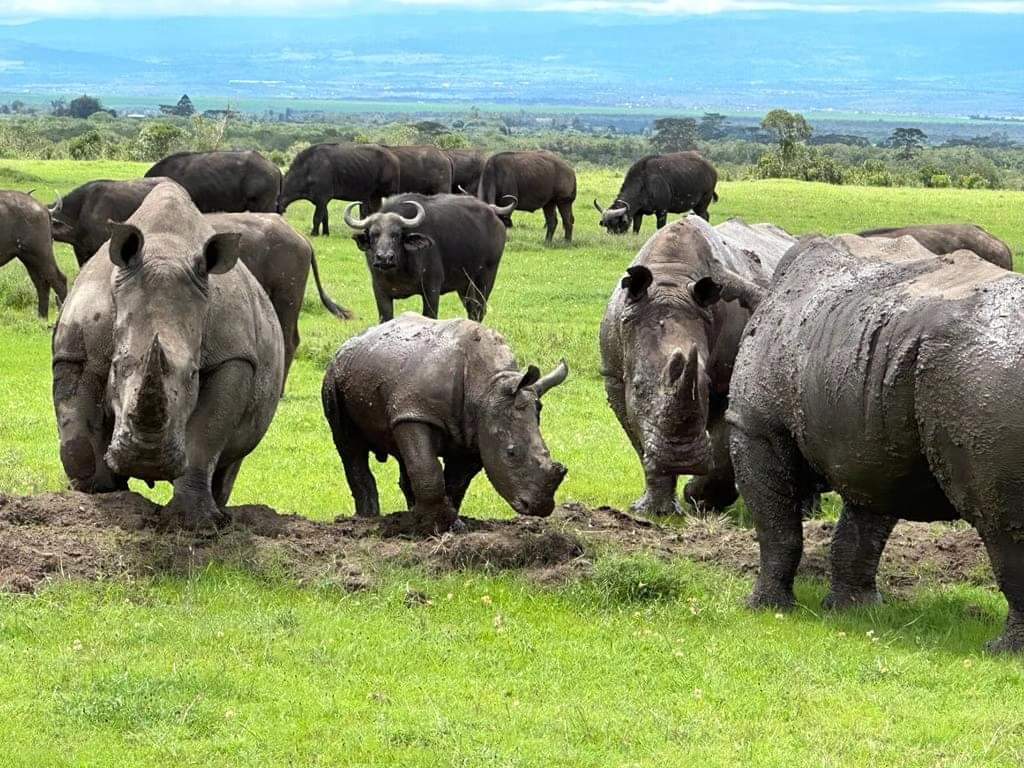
[728,234,1024,652]
[145,150,281,213]
[205,213,351,380]
[322,313,569,534]
[860,224,1013,269]
[52,182,284,531]
[344,193,514,323]
[477,150,576,242]
[278,143,401,237]
[596,152,718,234]
[600,216,794,517]
[0,190,67,318]
[387,145,454,195]
[51,178,166,266]
[445,148,486,193]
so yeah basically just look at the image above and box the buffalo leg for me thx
[731,425,815,610]
[824,505,897,609]
[458,277,488,322]
[392,422,457,533]
[26,262,53,319]
[557,200,574,242]
[53,361,126,493]
[372,281,395,324]
[632,214,643,234]
[420,282,443,320]
[159,361,252,532]
[656,211,668,229]
[312,201,329,237]
[977,527,1024,653]
[444,456,482,510]
[542,202,558,243]
[23,250,68,318]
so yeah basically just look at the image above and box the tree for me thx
[67,95,106,119]
[761,109,812,161]
[886,127,928,159]
[137,122,185,160]
[175,94,195,117]
[650,117,698,153]
[698,112,728,141]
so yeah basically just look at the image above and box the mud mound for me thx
[0,492,992,595]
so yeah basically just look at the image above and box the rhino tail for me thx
[309,248,354,321]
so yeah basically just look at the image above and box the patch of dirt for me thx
[0,492,991,595]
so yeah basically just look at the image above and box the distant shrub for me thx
[929,173,952,188]
[136,122,186,161]
[958,172,991,189]
[67,130,104,160]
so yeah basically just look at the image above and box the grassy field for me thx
[2,160,1024,766]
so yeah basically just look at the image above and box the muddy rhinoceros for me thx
[599,215,793,517]
[727,234,1024,652]
[52,181,284,531]
[859,223,1013,270]
[321,313,569,534]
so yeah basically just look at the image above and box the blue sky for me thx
[4,0,1024,16]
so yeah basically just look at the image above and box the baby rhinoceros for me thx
[322,313,569,534]
[52,182,285,532]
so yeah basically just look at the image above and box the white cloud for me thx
[2,0,1023,16]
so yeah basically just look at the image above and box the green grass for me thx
[2,160,1024,766]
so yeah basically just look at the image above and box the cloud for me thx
[3,0,1024,16]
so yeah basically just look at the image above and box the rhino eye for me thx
[506,444,516,457]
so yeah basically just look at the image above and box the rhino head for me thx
[104,184,244,481]
[478,361,570,517]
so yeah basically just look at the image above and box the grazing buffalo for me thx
[728,234,1024,652]
[860,224,1013,270]
[322,313,569,534]
[596,152,718,234]
[600,216,795,517]
[205,213,351,380]
[145,150,281,213]
[0,190,67,318]
[477,150,576,242]
[344,193,513,323]
[52,182,284,531]
[445,148,486,193]
[387,145,454,195]
[51,178,166,266]
[278,143,401,237]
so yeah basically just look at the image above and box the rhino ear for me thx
[200,231,243,276]
[690,276,723,307]
[516,365,541,392]
[622,265,653,302]
[108,222,145,270]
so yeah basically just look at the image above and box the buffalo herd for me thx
[1,141,1021,653]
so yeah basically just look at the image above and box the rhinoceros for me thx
[322,313,569,534]
[52,182,284,531]
[599,215,794,517]
[728,234,1024,652]
[859,223,1013,270]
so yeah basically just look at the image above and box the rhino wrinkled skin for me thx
[322,313,568,534]
[728,234,1024,653]
[51,182,284,531]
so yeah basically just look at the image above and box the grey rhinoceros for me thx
[727,234,1024,652]
[52,182,284,531]
[599,215,793,517]
[322,313,569,534]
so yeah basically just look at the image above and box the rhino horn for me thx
[533,359,569,398]
[131,335,170,434]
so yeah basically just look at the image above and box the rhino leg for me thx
[323,381,380,518]
[731,424,816,611]
[632,473,683,518]
[212,459,244,507]
[823,504,897,609]
[444,455,482,511]
[393,421,458,533]
[684,416,739,513]
[978,530,1024,654]
[397,459,416,511]
[543,202,558,243]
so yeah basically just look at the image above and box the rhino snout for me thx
[512,462,567,517]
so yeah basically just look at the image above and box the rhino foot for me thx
[630,493,683,519]
[747,589,796,612]
[158,494,230,535]
[986,623,1024,655]
[683,476,739,514]
[822,588,883,610]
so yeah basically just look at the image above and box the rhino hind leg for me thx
[731,424,817,611]
[823,505,897,609]
[323,378,380,518]
[393,421,458,534]
[977,530,1024,654]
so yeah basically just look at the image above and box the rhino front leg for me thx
[632,472,683,518]
[684,415,739,513]
[393,421,458,534]
[824,504,897,609]
[444,455,482,511]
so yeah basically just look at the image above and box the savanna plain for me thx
[2,159,1024,767]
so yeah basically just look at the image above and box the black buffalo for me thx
[0,190,67,317]
[477,150,577,242]
[596,152,718,234]
[278,143,401,237]
[145,150,281,213]
[51,178,166,266]
[344,193,514,323]
[445,149,486,193]
[387,145,454,195]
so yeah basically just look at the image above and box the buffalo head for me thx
[595,199,632,235]
[345,200,429,271]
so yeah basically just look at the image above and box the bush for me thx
[67,130,104,160]
[929,173,952,188]
[136,122,185,161]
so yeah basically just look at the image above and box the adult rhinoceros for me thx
[52,182,284,532]
[728,234,1024,652]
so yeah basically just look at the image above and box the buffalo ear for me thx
[516,365,541,392]
[200,231,243,275]
[404,233,433,252]
[622,265,653,302]
[690,276,723,307]
[352,233,370,251]
[108,222,145,270]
